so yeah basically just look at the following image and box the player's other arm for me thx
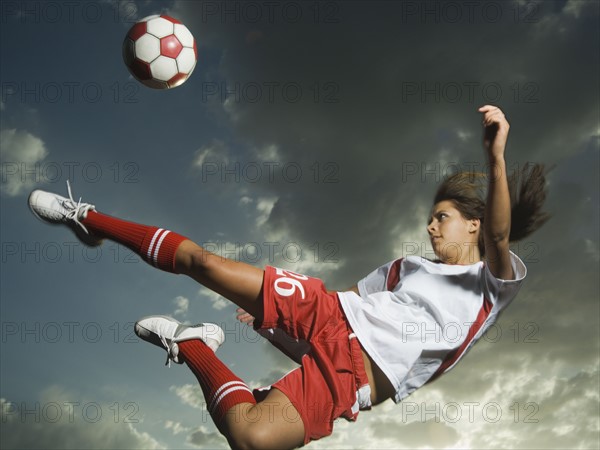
[478,105,513,280]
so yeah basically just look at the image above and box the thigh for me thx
[178,240,266,318]
[253,354,350,445]
[257,266,340,341]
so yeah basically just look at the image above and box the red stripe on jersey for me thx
[386,258,403,291]
[428,295,493,383]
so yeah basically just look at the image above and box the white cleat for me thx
[134,315,225,366]
[28,181,102,247]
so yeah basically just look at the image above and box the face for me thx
[427,200,480,264]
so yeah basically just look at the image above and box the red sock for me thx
[82,211,188,273]
[178,340,256,424]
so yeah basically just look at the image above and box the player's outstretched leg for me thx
[29,182,187,272]
[135,316,305,450]
[28,182,265,317]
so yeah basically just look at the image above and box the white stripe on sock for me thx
[147,228,164,262]
[210,386,253,414]
[153,230,171,266]
[209,381,247,412]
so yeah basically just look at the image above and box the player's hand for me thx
[478,105,510,159]
[236,308,255,326]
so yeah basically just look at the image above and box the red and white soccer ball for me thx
[122,15,197,90]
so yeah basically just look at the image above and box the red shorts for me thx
[253,266,370,445]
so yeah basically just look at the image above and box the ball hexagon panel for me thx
[173,24,194,48]
[135,34,160,63]
[176,48,196,74]
[150,56,178,82]
[146,16,174,39]
[160,35,183,58]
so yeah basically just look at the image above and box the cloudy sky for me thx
[1,0,598,448]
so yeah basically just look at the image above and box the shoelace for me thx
[157,319,179,367]
[160,333,174,368]
[157,322,215,367]
[62,180,92,235]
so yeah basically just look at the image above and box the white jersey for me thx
[337,251,527,403]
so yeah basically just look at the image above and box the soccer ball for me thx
[122,15,197,89]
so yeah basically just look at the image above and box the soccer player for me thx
[28,105,549,449]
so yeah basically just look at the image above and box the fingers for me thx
[237,314,254,325]
[478,104,503,113]
[478,105,508,127]
[236,311,251,320]
[235,307,255,325]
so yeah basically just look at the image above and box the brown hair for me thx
[433,163,551,257]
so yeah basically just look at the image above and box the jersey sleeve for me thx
[358,258,402,297]
[483,250,527,310]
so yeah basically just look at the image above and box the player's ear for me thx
[468,218,480,234]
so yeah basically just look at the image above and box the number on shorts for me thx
[274,268,308,299]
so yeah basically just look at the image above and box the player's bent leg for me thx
[135,316,305,450]
[174,239,265,318]
[221,389,305,450]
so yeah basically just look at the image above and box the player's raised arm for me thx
[478,105,514,280]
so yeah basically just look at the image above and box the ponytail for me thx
[434,163,551,257]
[507,163,552,242]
